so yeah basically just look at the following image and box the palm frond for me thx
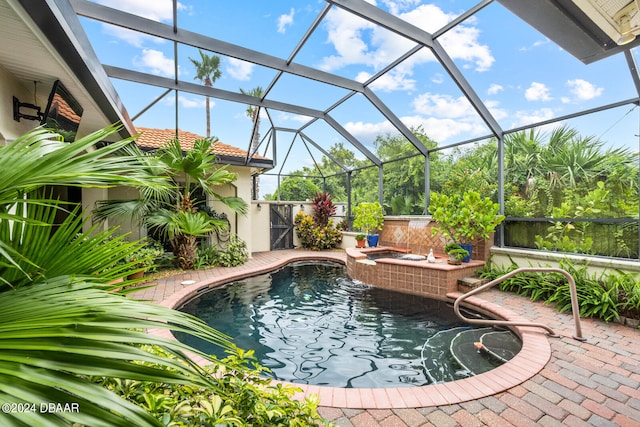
[0,201,142,289]
[0,125,169,209]
[0,276,233,427]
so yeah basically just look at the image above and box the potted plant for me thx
[444,243,469,265]
[353,202,385,247]
[355,233,366,248]
[430,190,505,262]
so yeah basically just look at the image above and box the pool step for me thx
[421,327,472,383]
[421,327,521,384]
[457,276,489,293]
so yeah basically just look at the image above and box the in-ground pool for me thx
[175,261,521,388]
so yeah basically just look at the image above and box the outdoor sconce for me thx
[257,203,261,211]
[300,204,304,210]
[13,96,43,122]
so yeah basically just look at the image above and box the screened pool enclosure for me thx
[55,0,640,259]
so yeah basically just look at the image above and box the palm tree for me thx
[240,86,264,153]
[0,125,233,426]
[240,86,264,199]
[95,137,248,269]
[189,49,222,137]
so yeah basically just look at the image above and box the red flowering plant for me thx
[294,192,342,250]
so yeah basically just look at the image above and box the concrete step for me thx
[457,276,489,293]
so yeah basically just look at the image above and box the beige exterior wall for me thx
[490,247,640,276]
[250,201,272,252]
[0,65,45,143]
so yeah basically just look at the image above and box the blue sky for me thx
[79,0,640,196]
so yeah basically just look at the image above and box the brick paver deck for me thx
[133,250,640,426]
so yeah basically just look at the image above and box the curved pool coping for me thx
[150,252,551,409]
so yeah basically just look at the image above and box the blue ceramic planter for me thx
[459,243,473,262]
[366,234,379,247]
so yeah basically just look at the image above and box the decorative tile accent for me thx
[392,226,405,243]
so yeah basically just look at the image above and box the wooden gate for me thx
[270,204,294,250]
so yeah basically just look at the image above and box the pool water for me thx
[176,261,520,388]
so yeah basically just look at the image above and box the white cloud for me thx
[484,100,508,121]
[511,108,556,128]
[380,0,421,15]
[95,0,185,22]
[431,73,444,84]
[103,25,159,48]
[96,0,189,46]
[437,25,494,72]
[518,39,550,52]
[487,83,503,95]
[134,49,176,77]
[344,120,398,142]
[226,58,254,81]
[319,3,494,84]
[412,92,475,119]
[177,95,205,109]
[319,8,377,71]
[162,94,211,109]
[525,82,552,101]
[356,70,416,91]
[276,112,314,124]
[567,79,603,101]
[277,8,295,33]
[344,111,488,145]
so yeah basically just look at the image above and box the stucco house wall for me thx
[0,65,47,144]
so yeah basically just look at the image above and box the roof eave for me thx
[17,0,135,137]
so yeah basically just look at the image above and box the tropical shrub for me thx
[195,235,249,268]
[481,258,640,324]
[95,137,248,270]
[430,190,504,244]
[96,346,333,426]
[125,239,166,272]
[294,211,342,250]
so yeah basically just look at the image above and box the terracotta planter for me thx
[356,239,366,248]
[127,270,145,280]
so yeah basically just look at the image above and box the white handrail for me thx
[454,267,586,341]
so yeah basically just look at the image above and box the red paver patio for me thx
[133,250,640,426]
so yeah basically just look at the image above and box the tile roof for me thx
[134,127,268,161]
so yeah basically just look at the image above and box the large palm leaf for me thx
[0,200,140,289]
[0,125,235,426]
[0,125,167,211]
[0,277,232,427]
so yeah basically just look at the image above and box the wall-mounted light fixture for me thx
[300,204,304,210]
[256,203,262,211]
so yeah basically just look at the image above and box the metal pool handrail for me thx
[453,267,586,342]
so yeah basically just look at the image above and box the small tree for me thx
[353,202,384,235]
[430,190,504,244]
[95,137,248,269]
